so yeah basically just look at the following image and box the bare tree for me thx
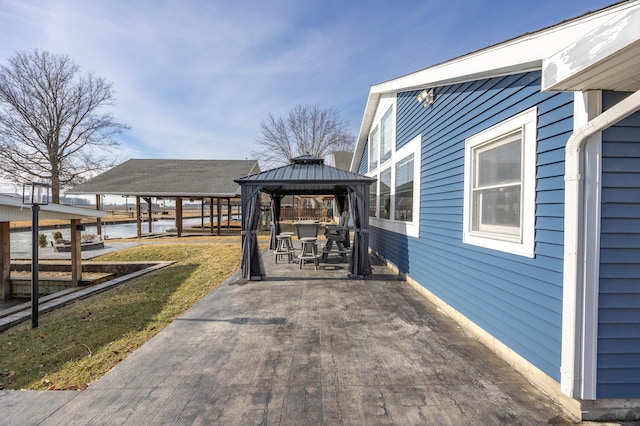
[254,103,354,168]
[0,49,128,203]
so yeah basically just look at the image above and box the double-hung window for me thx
[463,107,537,257]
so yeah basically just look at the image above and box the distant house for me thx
[351,2,640,421]
[326,151,354,171]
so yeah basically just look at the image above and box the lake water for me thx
[10,217,207,252]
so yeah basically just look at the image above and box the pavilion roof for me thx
[67,159,260,198]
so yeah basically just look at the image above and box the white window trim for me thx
[463,107,537,257]
[369,134,421,238]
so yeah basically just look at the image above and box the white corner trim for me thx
[561,88,640,398]
[580,91,602,400]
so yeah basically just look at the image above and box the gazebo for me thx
[234,156,375,280]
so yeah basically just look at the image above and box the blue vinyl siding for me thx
[367,71,573,381]
[597,91,640,398]
[358,142,368,174]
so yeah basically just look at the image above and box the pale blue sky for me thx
[0,0,618,166]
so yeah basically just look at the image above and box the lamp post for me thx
[23,182,50,329]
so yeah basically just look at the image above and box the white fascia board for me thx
[41,204,108,219]
[351,2,634,170]
[70,192,240,198]
[0,197,107,222]
[542,3,640,91]
[351,92,381,172]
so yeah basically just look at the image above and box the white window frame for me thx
[368,134,421,238]
[463,107,537,257]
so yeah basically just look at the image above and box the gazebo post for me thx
[1,221,10,300]
[70,219,82,285]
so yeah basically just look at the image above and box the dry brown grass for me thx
[0,241,254,390]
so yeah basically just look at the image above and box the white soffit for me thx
[542,3,640,92]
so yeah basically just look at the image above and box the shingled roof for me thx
[67,159,260,197]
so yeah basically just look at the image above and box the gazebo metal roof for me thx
[234,155,374,195]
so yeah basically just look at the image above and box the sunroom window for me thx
[395,154,414,222]
[369,179,378,218]
[379,168,391,220]
[369,126,379,171]
[380,107,393,164]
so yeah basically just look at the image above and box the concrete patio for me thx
[1,249,581,425]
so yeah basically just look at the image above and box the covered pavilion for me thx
[235,156,376,280]
[67,159,260,238]
[1,194,107,300]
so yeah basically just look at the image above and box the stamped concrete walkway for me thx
[2,250,580,425]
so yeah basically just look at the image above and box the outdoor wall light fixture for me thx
[417,88,435,107]
[22,182,50,329]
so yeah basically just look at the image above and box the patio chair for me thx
[322,212,349,262]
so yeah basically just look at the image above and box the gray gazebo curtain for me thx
[348,184,372,278]
[269,194,283,250]
[334,193,350,248]
[240,184,264,280]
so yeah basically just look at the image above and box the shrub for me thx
[81,233,97,243]
[52,231,63,241]
[38,233,48,248]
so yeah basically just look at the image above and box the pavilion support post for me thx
[176,197,183,237]
[217,197,222,236]
[1,221,10,300]
[227,198,231,229]
[70,219,82,286]
[144,197,153,233]
[210,197,215,234]
[136,196,142,238]
[95,194,102,238]
[201,199,205,229]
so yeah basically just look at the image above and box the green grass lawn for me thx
[0,242,243,390]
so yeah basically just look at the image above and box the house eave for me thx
[351,0,640,172]
[542,3,640,92]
